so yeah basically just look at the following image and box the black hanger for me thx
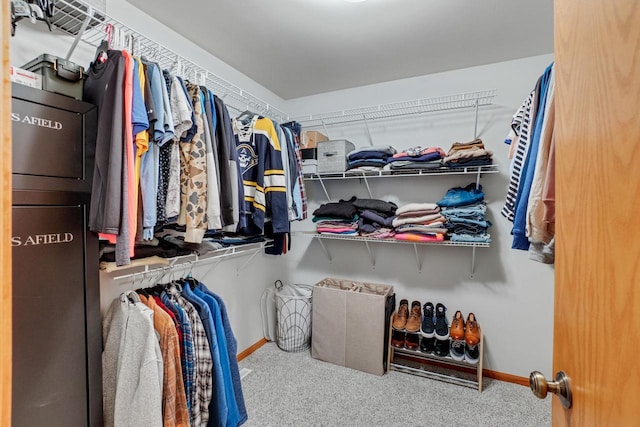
[94,39,109,64]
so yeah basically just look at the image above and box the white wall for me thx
[281,54,556,379]
[10,0,555,378]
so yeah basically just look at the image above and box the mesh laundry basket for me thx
[274,280,313,352]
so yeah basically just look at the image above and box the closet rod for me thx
[51,0,290,123]
[110,240,272,281]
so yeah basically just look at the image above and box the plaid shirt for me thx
[169,286,212,427]
[162,292,195,418]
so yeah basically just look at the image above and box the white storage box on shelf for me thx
[317,139,355,173]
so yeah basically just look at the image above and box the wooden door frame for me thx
[1,0,12,425]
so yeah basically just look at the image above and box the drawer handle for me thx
[323,151,337,157]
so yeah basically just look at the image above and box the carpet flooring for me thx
[238,343,551,427]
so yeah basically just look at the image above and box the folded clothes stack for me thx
[387,146,447,171]
[353,198,398,238]
[442,138,493,168]
[313,196,359,235]
[437,183,491,243]
[392,202,446,242]
[346,145,397,172]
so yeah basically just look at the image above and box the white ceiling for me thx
[126,0,554,100]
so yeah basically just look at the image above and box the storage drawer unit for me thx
[317,139,355,173]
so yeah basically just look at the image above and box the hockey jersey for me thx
[234,116,290,235]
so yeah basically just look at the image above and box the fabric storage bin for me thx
[23,54,85,100]
[317,139,355,173]
[311,277,395,375]
[302,160,318,175]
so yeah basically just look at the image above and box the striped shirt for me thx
[502,82,540,221]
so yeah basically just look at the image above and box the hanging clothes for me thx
[233,115,290,235]
[102,292,163,427]
[502,63,556,262]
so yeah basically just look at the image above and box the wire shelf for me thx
[295,231,490,248]
[293,89,497,127]
[303,164,500,181]
[50,0,290,123]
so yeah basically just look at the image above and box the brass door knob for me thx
[529,370,572,409]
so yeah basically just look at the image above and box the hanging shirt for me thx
[512,63,554,250]
[132,58,150,242]
[83,50,126,238]
[214,95,243,232]
[234,115,290,235]
[193,284,240,427]
[199,88,222,230]
[139,295,189,427]
[161,292,194,417]
[102,294,163,427]
[181,283,228,427]
[179,83,209,243]
[166,75,194,220]
[168,286,212,427]
[196,283,248,425]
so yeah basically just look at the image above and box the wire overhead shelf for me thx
[50,0,290,123]
[293,89,497,128]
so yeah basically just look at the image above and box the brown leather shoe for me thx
[465,313,481,346]
[391,330,405,348]
[450,310,465,341]
[405,300,422,333]
[392,299,409,330]
[404,332,420,350]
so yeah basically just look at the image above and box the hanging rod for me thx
[49,0,290,123]
[109,240,272,281]
[293,89,497,127]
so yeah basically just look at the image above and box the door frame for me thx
[1,0,13,424]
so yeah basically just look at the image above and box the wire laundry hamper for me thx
[274,280,313,352]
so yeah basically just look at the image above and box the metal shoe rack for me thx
[387,312,484,392]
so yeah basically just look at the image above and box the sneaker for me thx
[434,338,450,357]
[450,339,465,361]
[465,313,481,346]
[404,332,420,350]
[391,329,406,348]
[392,299,409,330]
[450,310,465,341]
[405,300,422,333]
[421,302,435,338]
[465,343,480,364]
[435,303,450,340]
[419,336,435,354]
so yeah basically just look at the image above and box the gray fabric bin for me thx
[317,139,355,173]
[311,277,394,375]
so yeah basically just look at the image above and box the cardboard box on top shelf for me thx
[301,130,329,149]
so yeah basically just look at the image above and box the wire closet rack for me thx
[50,0,290,123]
[292,89,497,128]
